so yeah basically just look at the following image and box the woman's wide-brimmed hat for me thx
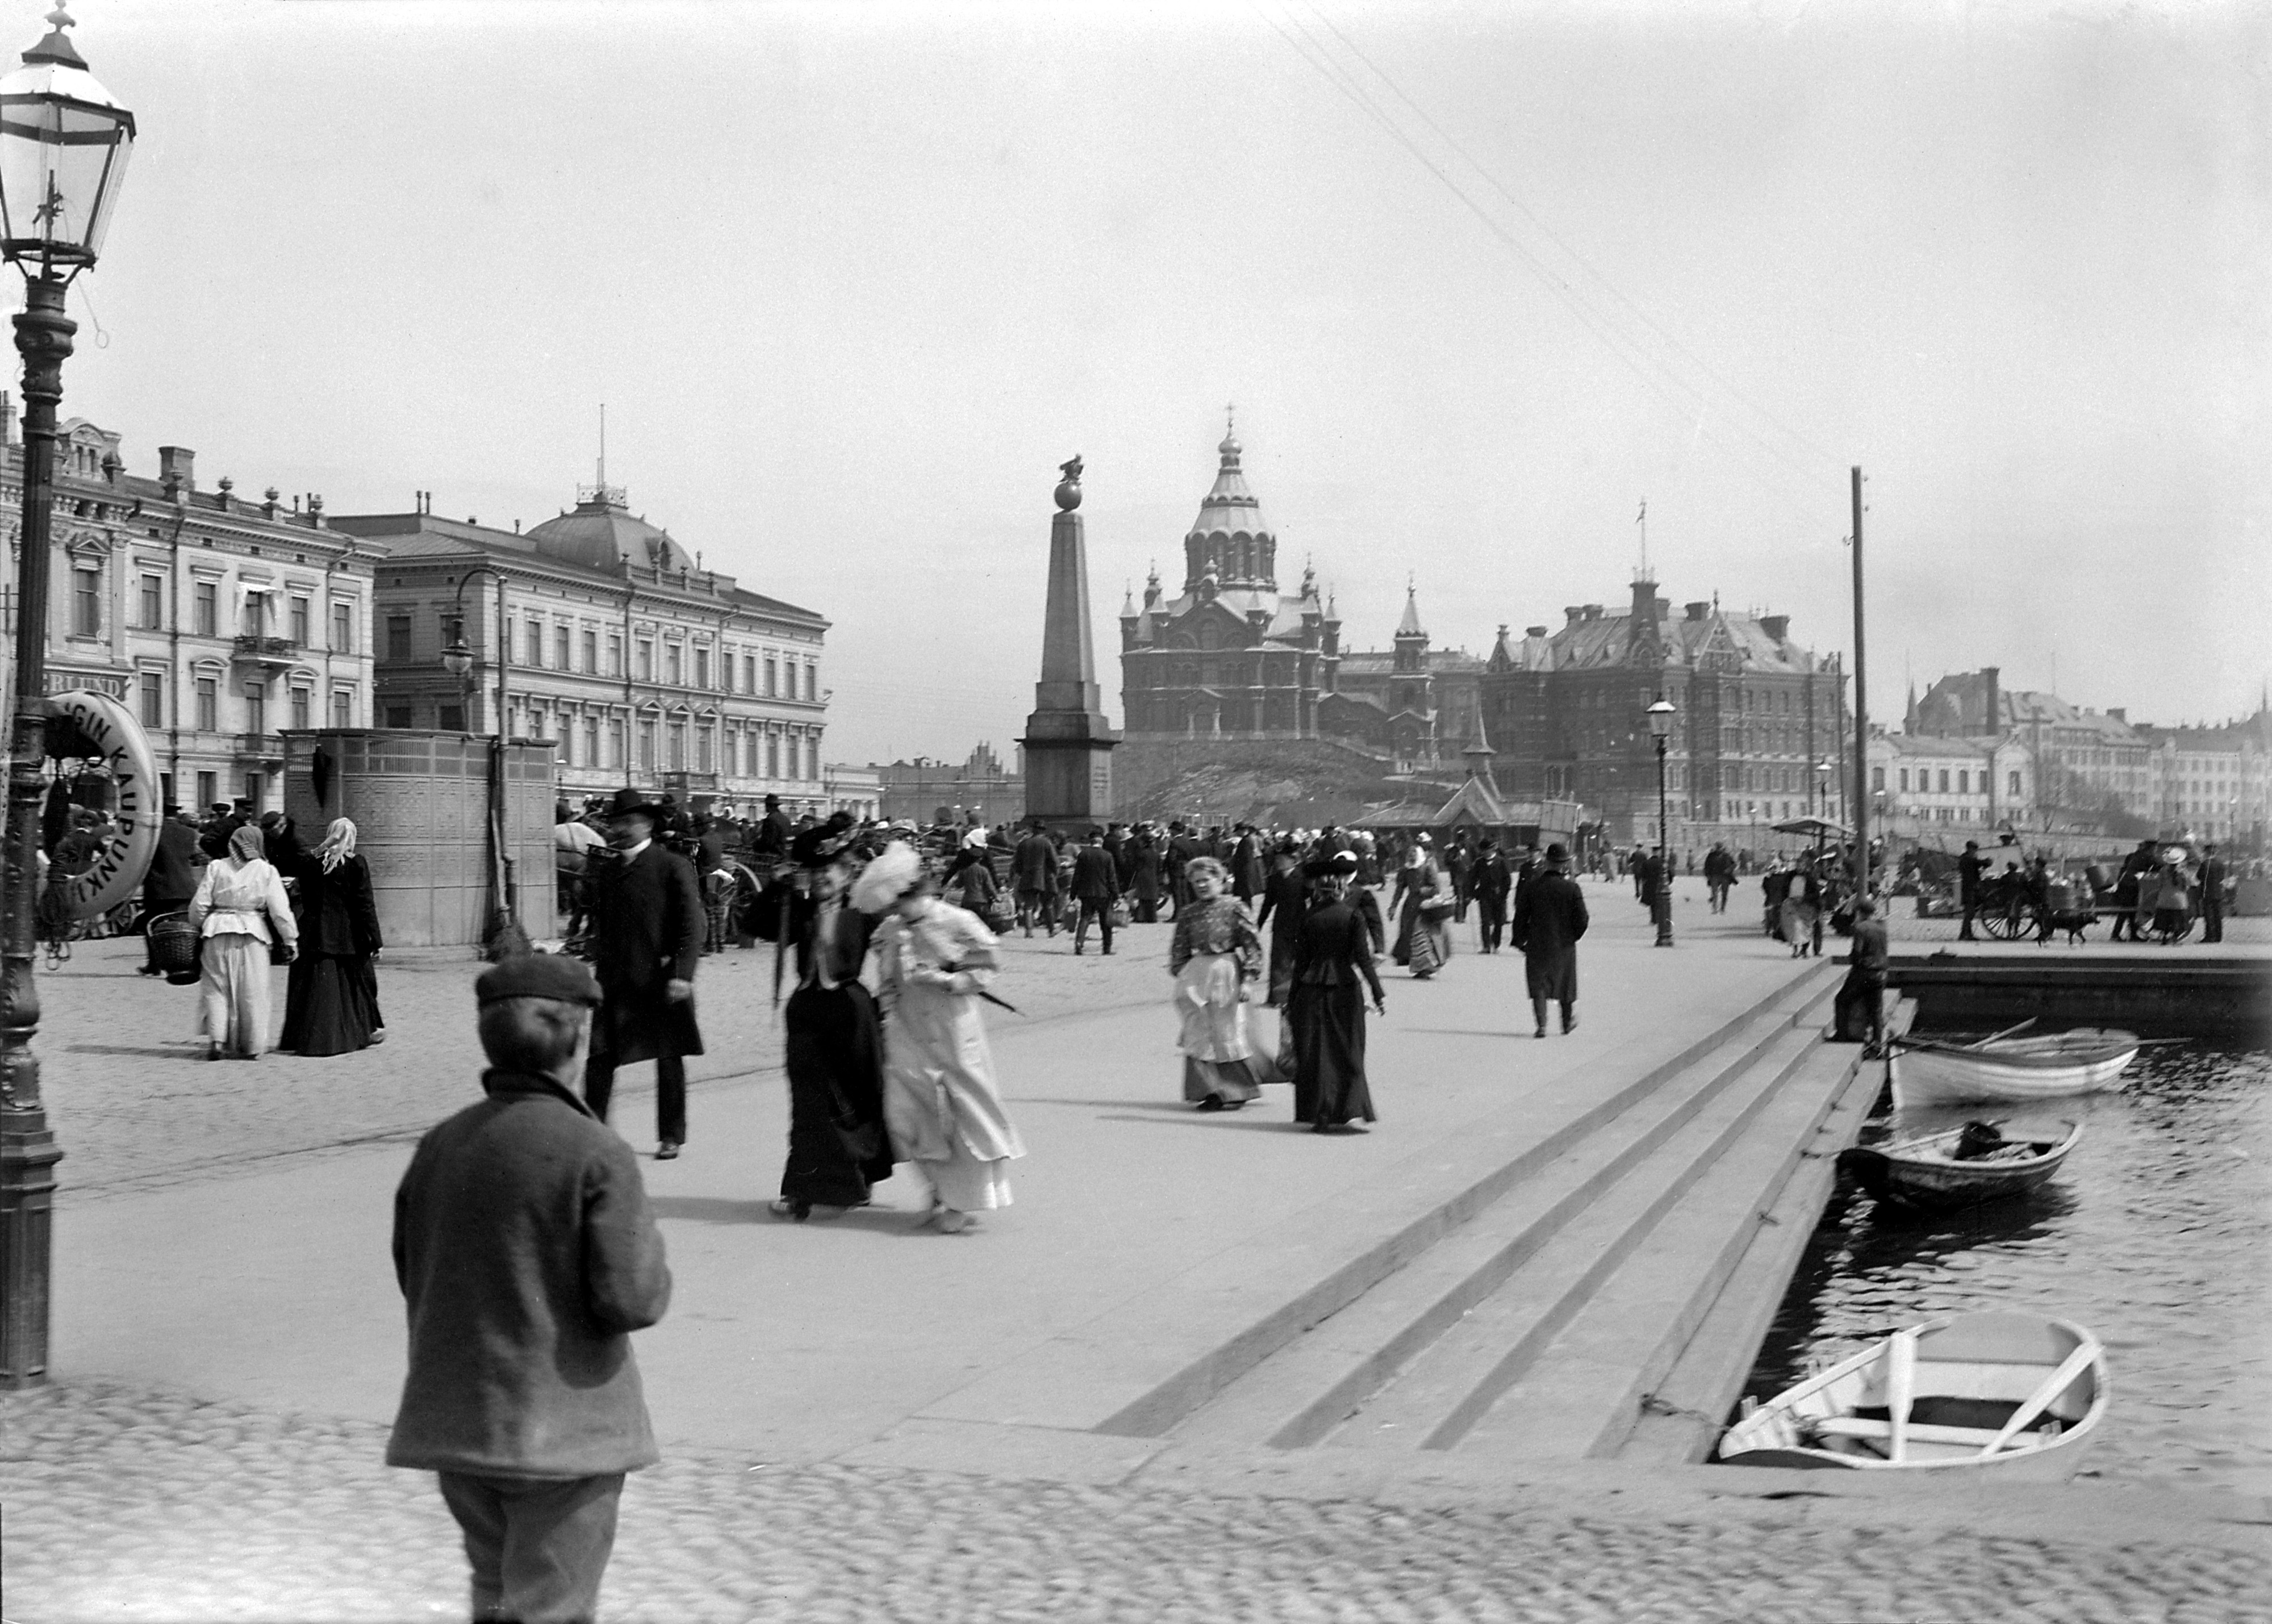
[850,840,924,913]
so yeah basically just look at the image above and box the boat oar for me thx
[1964,1018,2040,1049]
[1885,1328,1917,1466]
[1979,1337,2102,1457]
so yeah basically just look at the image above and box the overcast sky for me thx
[37,0,2271,763]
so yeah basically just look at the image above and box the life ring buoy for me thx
[47,688,161,921]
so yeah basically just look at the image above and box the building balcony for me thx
[232,634,300,669]
[662,770,719,792]
[236,732,287,760]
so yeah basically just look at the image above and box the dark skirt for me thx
[1288,981,1375,1127]
[780,981,893,1207]
[1523,946,1578,1004]
[279,953,380,1057]
[1266,933,1298,1008]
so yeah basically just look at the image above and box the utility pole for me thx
[1850,467,1869,900]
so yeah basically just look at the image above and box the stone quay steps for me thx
[1152,965,1843,1462]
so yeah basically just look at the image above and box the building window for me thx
[70,567,99,637]
[803,663,817,701]
[556,715,573,766]
[245,683,266,738]
[667,721,687,771]
[195,677,218,732]
[332,689,352,727]
[197,770,218,810]
[766,734,780,778]
[290,688,311,731]
[140,573,164,629]
[1871,767,1885,792]
[385,704,414,729]
[665,643,682,685]
[742,654,755,694]
[289,595,310,645]
[438,702,465,731]
[636,639,653,681]
[637,719,657,771]
[609,718,626,768]
[139,671,162,727]
[525,621,544,666]
[386,615,412,662]
[607,633,623,676]
[2008,771,2022,796]
[1957,769,1969,794]
[582,629,598,673]
[331,601,353,652]
[765,656,778,697]
[695,648,710,690]
[696,725,713,774]
[244,590,271,638]
[555,625,571,671]
[807,736,820,781]
[583,716,600,765]
[1937,769,1951,793]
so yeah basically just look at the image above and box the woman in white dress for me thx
[1168,856,1269,1111]
[187,823,299,1060]
[854,843,1026,1234]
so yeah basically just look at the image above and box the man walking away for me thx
[1956,840,1989,941]
[1471,839,1513,954]
[582,788,707,1160]
[1013,818,1060,937]
[1511,843,1589,1038]
[1833,897,1891,1050]
[1071,827,1118,955]
[388,953,671,1624]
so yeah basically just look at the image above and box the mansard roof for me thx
[1541,601,1822,676]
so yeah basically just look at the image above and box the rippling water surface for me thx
[1748,1041,2272,1493]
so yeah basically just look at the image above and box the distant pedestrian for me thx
[1471,840,1513,954]
[187,824,298,1061]
[1834,897,1890,1049]
[2199,844,2227,944]
[1013,819,1060,937]
[1070,827,1119,955]
[857,843,1025,1233]
[582,788,707,1162]
[1287,854,1385,1133]
[1169,856,1269,1111]
[279,818,386,1056]
[1128,828,1164,923]
[1703,843,1736,914]
[387,952,671,1624]
[1511,842,1588,1037]
[1390,838,1450,980]
[1956,841,1989,941]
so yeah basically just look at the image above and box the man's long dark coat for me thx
[1511,868,1589,1003]
[586,843,706,1064]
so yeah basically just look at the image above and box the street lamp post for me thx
[1814,759,1831,821]
[439,567,527,960]
[0,7,134,1389]
[1648,695,1676,948]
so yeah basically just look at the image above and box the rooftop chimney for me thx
[1630,579,1660,623]
[1981,665,2002,734]
[2107,707,2126,723]
[1760,613,1790,643]
[1563,606,1585,625]
[158,445,194,499]
[1582,604,1604,622]
[1684,600,1710,621]
[1526,625,1548,638]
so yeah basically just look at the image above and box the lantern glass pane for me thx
[0,83,133,268]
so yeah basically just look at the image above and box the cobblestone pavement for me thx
[35,921,1176,1197]
[9,1380,2270,1624]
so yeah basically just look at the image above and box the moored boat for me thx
[1890,1027,2139,1109]
[1839,1120,2082,1213]
[1718,1312,2107,1476]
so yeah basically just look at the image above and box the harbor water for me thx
[1745,1040,2272,1493]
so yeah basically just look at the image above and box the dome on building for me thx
[1189,422,1269,542]
[526,488,694,574]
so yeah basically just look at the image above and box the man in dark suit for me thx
[582,788,707,1160]
[1070,827,1120,956]
[1957,840,1990,941]
[2198,843,2227,944]
[1511,842,1589,1038]
[138,805,203,976]
[1013,818,1060,937]
[1471,839,1513,954]
[1164,822,1200,918]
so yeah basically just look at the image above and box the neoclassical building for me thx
[1,416,379,815]
[337,481,829,814]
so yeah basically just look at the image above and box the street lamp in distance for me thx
[1814,759,1831,819]
[1647,695,1676,948]
[0,5,135,1389]
[439,567,525,960]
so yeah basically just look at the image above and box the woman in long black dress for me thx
[770,836,893,1220]
[1288,855,1386,1134]
[279,818,385,1056]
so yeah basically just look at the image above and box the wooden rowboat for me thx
[1718,1312,2107,1477]
[1890,1027,2139,1109]
[1839,1120,2082,1213]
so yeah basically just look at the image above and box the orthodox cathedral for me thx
[1117,424,1479,768]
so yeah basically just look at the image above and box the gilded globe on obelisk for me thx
[1054,454,1083,512]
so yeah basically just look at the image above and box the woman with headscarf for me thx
[1168,856,1269,1111]
[1288,853,1385,1133]
[279,817,385,1056]
[187,824,299,1060]
[855,842,1025,1233]
[1389,836,1451,980]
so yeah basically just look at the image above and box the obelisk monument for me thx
[1020,455,1118,833]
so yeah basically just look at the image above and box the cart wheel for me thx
[1981,899,2028,941]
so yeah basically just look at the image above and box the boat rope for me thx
[1638,1392,1723,1426]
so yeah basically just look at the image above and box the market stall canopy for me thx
[1772,817,1852,840]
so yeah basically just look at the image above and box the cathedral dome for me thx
[527,488,694,574]
[1183,416,1277,592]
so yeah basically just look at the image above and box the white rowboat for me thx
[1718,1312,2107,1477]
[1889,1027,2139,1109]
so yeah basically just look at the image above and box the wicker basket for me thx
[148,912,201,982]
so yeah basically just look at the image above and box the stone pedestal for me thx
[1020,460,1118,835]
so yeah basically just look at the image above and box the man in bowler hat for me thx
[1511,842,1589,1038]
[387,952,671,1624]
[582,788,707,1158]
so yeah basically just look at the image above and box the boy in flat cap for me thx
[387,953,671,1624]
